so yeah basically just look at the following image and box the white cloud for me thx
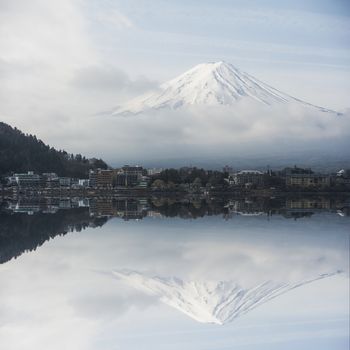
[56,103,349,166]
[0,0,93,66]
[71,65,158,94]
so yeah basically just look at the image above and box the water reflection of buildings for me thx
[286,197,330,210]
[89,198,149,220]
[7,201,41,215]
[3,197,150,220]
[282,197,350,218]
[223,197,350,219]
[284,197,330,218]
[5,198,90,215]
[2,196,350,219]
[224,199,266,217]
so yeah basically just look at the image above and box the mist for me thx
[50,101,350,169]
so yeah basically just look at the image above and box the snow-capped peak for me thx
[112,61,336,115]
[113,269,341,325]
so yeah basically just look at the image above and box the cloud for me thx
[69,289,156,321]
[0,1,157,146]
[62,102,350,166]
[0,0,93,66]
[71,65,158,94]
[0,0,96,132]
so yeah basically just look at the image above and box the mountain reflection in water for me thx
[113,269,342,325]
[0,196,349,349]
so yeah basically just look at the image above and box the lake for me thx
[0,196,349,350]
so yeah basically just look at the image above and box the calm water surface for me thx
[0,197,349,350]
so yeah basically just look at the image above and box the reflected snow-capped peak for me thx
[113,269,342,325]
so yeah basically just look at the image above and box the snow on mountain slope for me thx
[113,270,341,325]
[112,61,336,115]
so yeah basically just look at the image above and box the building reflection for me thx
[89,198,148,220]
[0,195,349,268]
[1,195,350,219]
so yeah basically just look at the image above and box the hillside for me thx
[0,122,107,177]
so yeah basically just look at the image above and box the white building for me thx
[229,170,264,187]
[147,168,163,176]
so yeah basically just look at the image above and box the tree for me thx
[151,179,166,190]
[192,177,202,190]
[0,122,109,177]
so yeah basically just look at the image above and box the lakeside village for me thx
[1,164,350,197]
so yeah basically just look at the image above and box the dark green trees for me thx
[0,122,108,177]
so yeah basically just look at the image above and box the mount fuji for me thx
[112,61,337,115]
[113,270,341,325]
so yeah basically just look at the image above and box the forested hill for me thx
[0,122,108,177]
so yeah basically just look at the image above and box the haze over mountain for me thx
[113,61,338,115]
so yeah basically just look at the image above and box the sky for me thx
[0,0,350,165]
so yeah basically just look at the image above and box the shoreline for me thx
[1,187,350,199]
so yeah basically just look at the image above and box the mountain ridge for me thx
[112,61,338,115]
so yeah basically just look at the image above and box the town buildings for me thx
[147,168,163,176]
[228,170,265,188]
[284,167,330,188]
[10,171,41,188]
[334,169,350,187]
[89,169,113,188]
[285,173,330,188]
[3,165,349,192]
[115,165,147,187]
[7,171,89,190]
[59,177,71,187]
[42,173,60,188]
[222,165,234,175]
